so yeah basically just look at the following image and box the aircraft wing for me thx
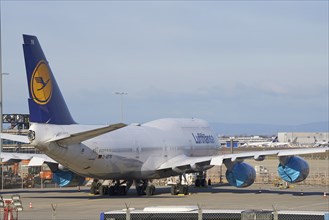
[46,123,126,145]
[210,147,328,165]
[157,147,329,171]
[157,154,214,171]
[0,152,57,166]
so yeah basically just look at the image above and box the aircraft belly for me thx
[77,151,180,179]
[84,154,146,179]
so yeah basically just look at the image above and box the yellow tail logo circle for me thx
[30,60,53,105]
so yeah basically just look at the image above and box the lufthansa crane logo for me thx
[30,60,53,105]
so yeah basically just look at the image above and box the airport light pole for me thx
[115,92,128,123]
[0,11,3,190]
[0,10,9,189]
[0,72,10,191]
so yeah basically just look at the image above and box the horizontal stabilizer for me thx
[0,152,57,164]
[49,123,127,146]
[0,133,30,143]
[28,157,45,166]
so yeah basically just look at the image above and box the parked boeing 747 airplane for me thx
[1,35,328,196]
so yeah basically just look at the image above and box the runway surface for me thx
[1,184,328,220]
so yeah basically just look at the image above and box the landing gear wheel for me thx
[118,186,127,196]
[171,185,178,195]
[179,185,189,195]
[99,185,108,196]
[195,179,201,187]
[146,185,155,196]
[108,184,127,196]
[200,179,206,187]
[136,185,146,195]
[135,179,149,196]
[108,186,116,196]
[90,179,101,194]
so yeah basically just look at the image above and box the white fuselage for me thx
[29,118,219,180]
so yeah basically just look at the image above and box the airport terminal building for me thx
[278,132,329,146]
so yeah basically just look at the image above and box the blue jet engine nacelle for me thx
[225,162,256,188]
[52,170,85,187]
[278,156,309,183]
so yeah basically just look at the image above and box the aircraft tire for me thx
[179,185,184,194]
[171,185,178,195]
[195,179,201,187]
[99,185,108,196]
[90,179,100,194]
[136,185,145,196]
[118,186,127,196]
[184,185,189,195]
[145,185,155,196]
[150,185,155,195]
[179,185,189,195]
[108,186,116,196]
[200,179,206,187]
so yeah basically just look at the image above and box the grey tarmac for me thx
[1,183,328,220]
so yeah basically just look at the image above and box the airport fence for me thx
[100,208,329,220]
[0,210,329,220]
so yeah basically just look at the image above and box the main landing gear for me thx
[135,179,156,196]
[107,180,133,196]
[194,172,207,187]
[170,184,189,195]
[169,172,208,195]
[170,174,189,195]
[90,179,132,196]
[90,179,156,196]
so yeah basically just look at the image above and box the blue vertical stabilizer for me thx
[23,35,75,124]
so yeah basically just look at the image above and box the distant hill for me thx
[210,121,329,136]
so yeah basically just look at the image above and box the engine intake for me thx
[225,162,256,188]
[278,156,309,183]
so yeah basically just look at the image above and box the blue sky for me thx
[1,1,328,125]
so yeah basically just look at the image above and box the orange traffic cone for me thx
[29,202,32,208]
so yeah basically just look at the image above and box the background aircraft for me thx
[241,136,298,148]
[268,137,298,148]
[1,35,328,196]
[313,136,329,147]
